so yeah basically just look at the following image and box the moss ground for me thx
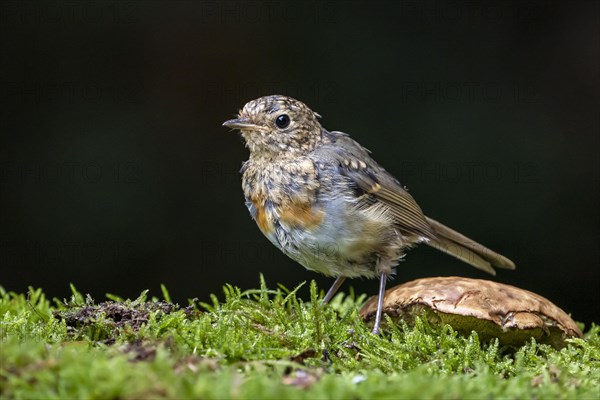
[1,277,599,399]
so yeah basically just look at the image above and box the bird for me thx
[223,95,515,334]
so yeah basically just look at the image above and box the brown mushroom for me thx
[359,277,583,348]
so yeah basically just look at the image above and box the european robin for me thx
[223,95,515,334]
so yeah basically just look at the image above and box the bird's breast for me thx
[246,193,325,236]
[242,157,322,235]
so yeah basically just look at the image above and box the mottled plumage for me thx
[224,95,515,334]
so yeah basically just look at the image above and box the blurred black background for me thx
[1,1,598,326]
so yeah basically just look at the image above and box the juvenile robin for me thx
[223,95,515,334]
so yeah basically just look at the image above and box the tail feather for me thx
[425,217,516,275]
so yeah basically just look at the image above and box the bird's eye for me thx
[275,114,290,129]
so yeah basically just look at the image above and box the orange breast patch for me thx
[279,198,324,230]
[251,195,275,235]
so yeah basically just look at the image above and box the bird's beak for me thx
[222,118,261,130]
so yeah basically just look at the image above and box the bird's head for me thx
[223,95,324,158]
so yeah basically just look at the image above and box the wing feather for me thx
[310,130,515,275]
[313,132,436,239]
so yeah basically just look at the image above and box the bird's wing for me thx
[312,131,436,239]
[311,131,514,275]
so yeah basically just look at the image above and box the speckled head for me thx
[223,95,324,157]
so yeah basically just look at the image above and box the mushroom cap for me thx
[359,277,582,348]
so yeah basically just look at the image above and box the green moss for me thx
[1,278,599,399]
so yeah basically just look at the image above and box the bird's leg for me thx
[372,272,388,335]
[322,276,346,303]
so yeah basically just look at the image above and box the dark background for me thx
[1,1,598,326]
